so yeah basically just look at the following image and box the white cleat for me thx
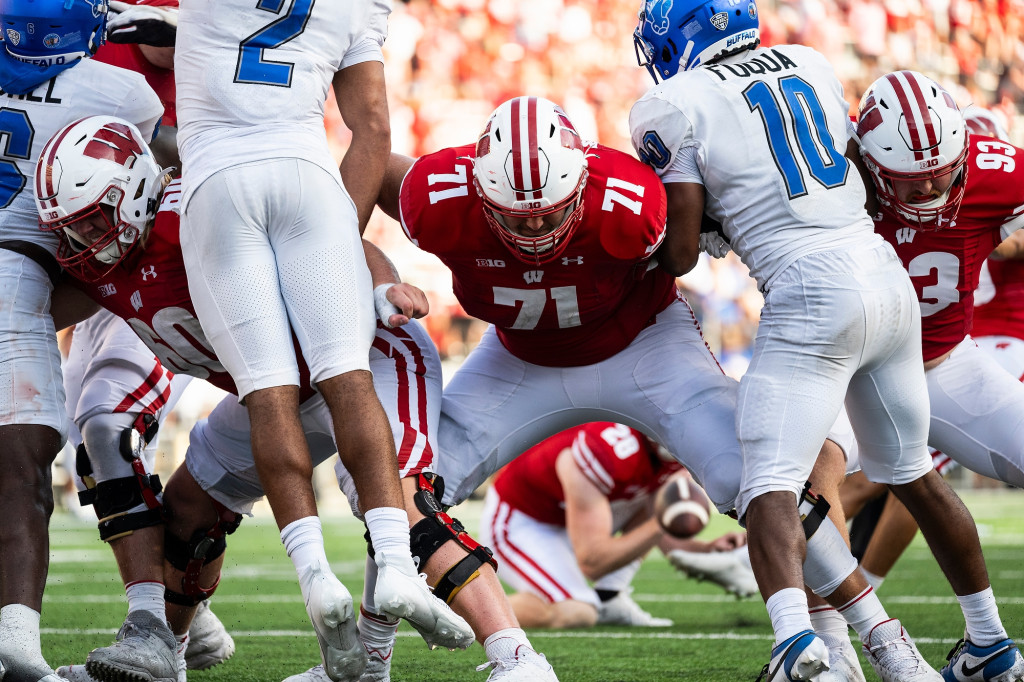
[85,610,178,682]
[185,600,234,670]
[597,588,672,627]
[372,564,474,651]
[0,640,59,682]
[303,562,366,682]
[56,665,100,682]
[360,638,393,681]
[667,546,759,598]
[862,619,943,681]
[476,646,559,681]
[818,633,867,682]
[282,664,332,682]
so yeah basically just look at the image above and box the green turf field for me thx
[44,489,1024,681]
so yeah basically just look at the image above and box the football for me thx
[654,474,711,539]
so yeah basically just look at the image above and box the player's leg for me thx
[974,334,1024,381]
[0,252,67,679]
[480,488,598,630]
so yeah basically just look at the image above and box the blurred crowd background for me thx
[59,0,1024,509]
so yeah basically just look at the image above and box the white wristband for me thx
[373,283,399,328]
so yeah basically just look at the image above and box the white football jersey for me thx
[0,60,162,255]
[630,44,882,290]
[175,0,391,208]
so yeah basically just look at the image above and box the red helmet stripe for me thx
[526,96,542,200]
[884,72,922,161]
[903,72,939,157]
[510,97,526,201]
[38,120,80,208]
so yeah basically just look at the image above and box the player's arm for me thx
[50,280,101,330]
[557,448,663,581]
[377,153,417,222]
[845,137,879,216]
[333,60,391,234]
[991,229,1024,260]
[363,239,428,327]
[658,182,705,276]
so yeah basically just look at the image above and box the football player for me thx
[34,115,553,682]
[631,4,1019,681]
[479,422,755,630]
[378,95,917,681]
[852,73,1024,682]
[174,2,452,673]
[0,0,163,678]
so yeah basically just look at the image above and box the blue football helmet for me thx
[635,0,760,82]
[0,0,108,67]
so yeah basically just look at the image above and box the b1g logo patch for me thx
[711,11,729,30]
[5,29,20,46]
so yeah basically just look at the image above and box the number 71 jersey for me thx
[398,143,676,367]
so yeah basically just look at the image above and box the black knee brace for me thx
[164,499,242,606]
[408,473,497,604]
[798,481,832,540]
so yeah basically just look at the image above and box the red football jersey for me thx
[399,144,676,366]
[93,0,177,127]
[73,180,313,399]
[875,136,1024,361]
[492,422,681,527]
[974,257,1024,340]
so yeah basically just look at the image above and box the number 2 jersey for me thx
[874,135,1024,361]
[629,44,882,291]
[71,179,315,400]
[174,0,390,207]
[398,143,676,367]
[492,422,682,527]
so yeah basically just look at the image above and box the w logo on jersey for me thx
[896,227,916,244]
[84,123,144,168]
[524,270,544,284]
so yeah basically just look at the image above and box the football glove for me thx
[107,1,178,47]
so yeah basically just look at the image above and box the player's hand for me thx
[708,531,746,552]
[374,283,429,328]
[698,231,731,259]
[107,1,178,47]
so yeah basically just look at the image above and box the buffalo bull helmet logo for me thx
[644,0,674,36]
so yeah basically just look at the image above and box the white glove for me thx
[698,231,731,259]
[373,283,400,329]
[107,1,178,47]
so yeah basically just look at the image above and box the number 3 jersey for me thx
[874,135,1024,362]
[629,44,881,291]
[398,143,676,367]
[174,0,390,207]
[70,179,314,399]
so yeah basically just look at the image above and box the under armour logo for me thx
[524,270,544,284]
[130,290,143,311]
[141,265,157,280]
[895,227,916,244]
[997,342,1010,349]
[562,256,584,265]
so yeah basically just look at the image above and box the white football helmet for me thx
[36,115,165,281]
[857,71,969,230]
[472,96,590,264]
[962,105,1010,143]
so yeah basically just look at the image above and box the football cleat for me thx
[185,600,235,670]
[941,636,1024,682]
[0,640,60,682]
[282,664,332,682]
[56,665,98,682]
[302,562,366,682]
[817,632,867,682]
[756,631,830,681]
[667,547,759,598]
[476,646,559,681]
[85,610,178,682]
[597,588,672,627]
[373,564,474,651]
[862,619,943,681]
